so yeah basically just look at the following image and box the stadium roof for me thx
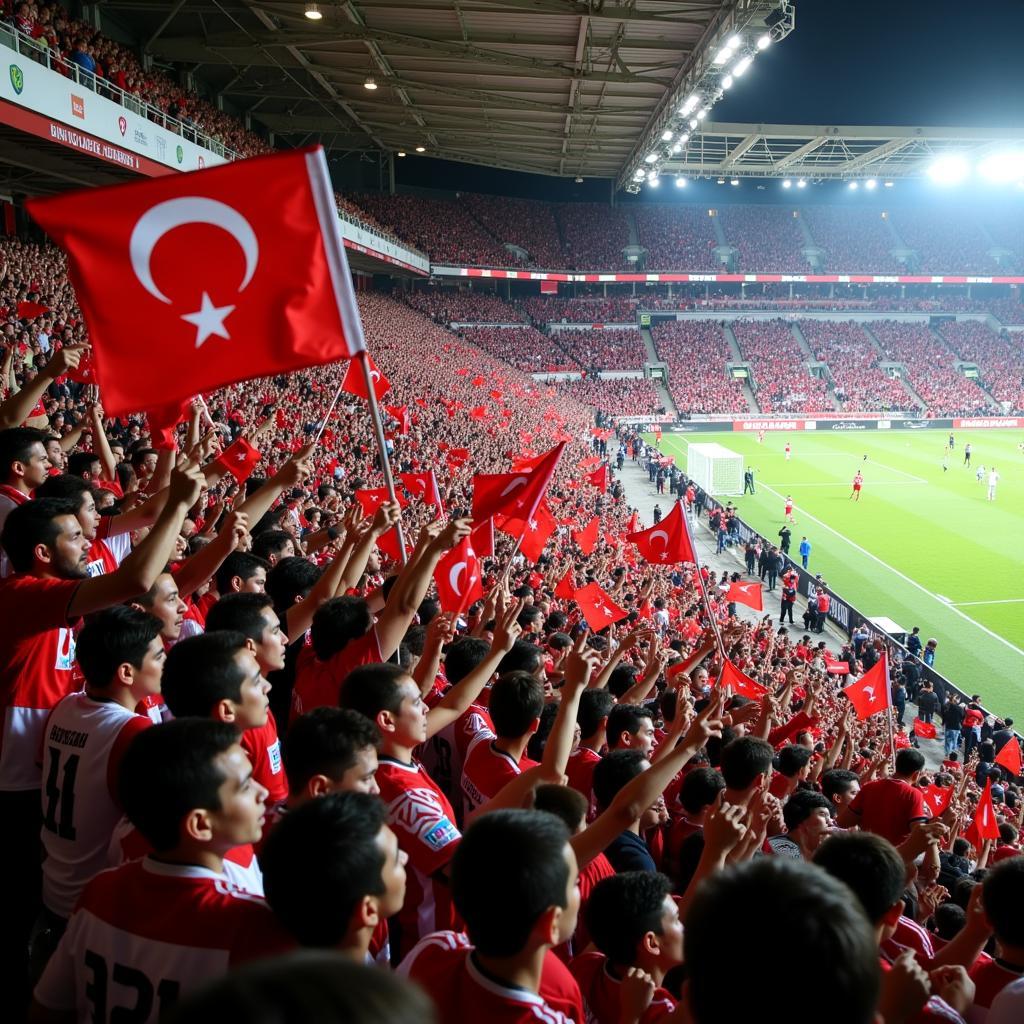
[115,0,751,179]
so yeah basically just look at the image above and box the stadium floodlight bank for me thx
[687,443,744,496]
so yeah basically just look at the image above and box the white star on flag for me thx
[181,292,235,348]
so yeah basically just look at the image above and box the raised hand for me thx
[619,968,656,1024]
[490,598,524,655]
[168,458,204,509]
[562,630,602,689]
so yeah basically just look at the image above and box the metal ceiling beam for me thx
[827,136,918,176]
[771,135,831,171]
[723,131,759,164]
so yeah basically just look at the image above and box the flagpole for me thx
[680,498,728,664]
[883,654,896,771]
[312,382,345,445]
[356,351,408,565]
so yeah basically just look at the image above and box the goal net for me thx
[687,442,744,496]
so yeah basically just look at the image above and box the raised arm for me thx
[235,443,313,525]
[0,344,85,429]
[172,510,249,598]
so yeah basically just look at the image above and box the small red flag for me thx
[498,500,557,562]
[573,516,600,556]
[17,300,49,319]
[376,525,410,564]
[472,442,564,525]
[342,351,390,401]
[65,348,96,385]
[400,471,444,513]
[995,737,1022,777]
[973,779,1001,841]
[842,656,892,720]
[27,146,364,417]
[472,374,486,387]
[385,405,410,435]
[922,784,953,817]
[355,487,406,516]
[586,464,608,493]
[726,580,763,612]
[434,536,484,616]
[717,659,768,699]
[626,501,695,566]
[573,582,628,632]
[554,568,575,600]
[469,405,489,421]
[147,398,191,452]
[214,436,261,482]
[823,652,851,675]
[470,518,494,559]
[912,719,938,740]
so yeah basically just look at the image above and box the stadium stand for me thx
[889,208,995,273]
[731,319,834,412]
[462,193,566,269]
[553,376,663,415]
[651,321,749,413]
[551,328,648,370]
[403,289,527,324]
[634,204,721,271]
[454,325,576,372]
[937,319,1024,413]
[554,201,632,269]
[717,205,810,272]
[799,206,899,272]
[520,295,640,324]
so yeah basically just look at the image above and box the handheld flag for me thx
[626,500,695,565]
[995,737,1022,778]
[717,659,768,699]
[472,442,564,525]
[434,536,483,615]
[726,580,763,612]
[842,656,892,720]
[912,719,937,740]
[973,779,1001,842]
[573,582,628,632]
[214,436,261,483]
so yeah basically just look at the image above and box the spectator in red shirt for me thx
[838,748,929,846]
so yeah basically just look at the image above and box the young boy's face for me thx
[392,677,429,747]
[209,745,268,850]
[229,648,271,731]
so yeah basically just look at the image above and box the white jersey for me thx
[988,471,1000,487]
[41,693,151,918]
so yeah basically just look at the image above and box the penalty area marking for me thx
[950,598,1024,607]
[755,480,1024,660]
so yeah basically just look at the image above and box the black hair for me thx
[252,529,294,562]
[262,792,387,946]
[0,496,80,573]
[821,769,860,803]
[402,625,427,659]
[340,663,410,722]
[451,809,571,957]
[607,663,638,700]
[444,637,492,685]
[532,784,588,833]
[606,704,654,749]
[265,556,321,614]
[783,790,834,832]
[68,450,102,477]
[933,902,965,941]
[585,871,673,967]
[777,744,813,778]
[489,670,545,739]
[205,592,276,642]
[311,596,371,661]
[284,708,380,795]
[982,857,1024,946]
[719,737,774,791]
[577,689,615,738]
[678,767,726,816]
[496,639,543,677]
[118,719,239,851]
[0,426,47,475]
[162,631,250,718]
[686,859,879,1024]
[35,474,94,509]
[214,551,270,595]
[894,748,925,777]
[593,749,647,810]
[813,832,906,924]
[75,606,163,690]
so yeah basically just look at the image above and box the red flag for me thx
[973,780,1001,841]
[342,351,390,401]
[472,442,564,525]
[578,456,601,470]
[385,405,410,435]
[626,501,695,566]
[995,737,1022,777]
[65,348,96,385]
[922,784,953,817]
[573,516,600,556]
[376,525,409,564]
[573,582,628,632]
[469,405,489,421]
[725,580,763,612]
[400,472,444,513]
[626,510,639,534]
[912,719,937,740]
[472,374,486,387]
[147,398,191,451]
[554,568,575,600]
[355,487,406,516]
[717,659,768,699]
[470,518,494,559]
[17,300,49,319]
[586,464,608,493]
[842,656,892,720]
[214,436,261,483]
[498,501,557,562]
[823,652,851,675]
[434,536,484,616]
[447,447,470,467]
[26,147,364,417]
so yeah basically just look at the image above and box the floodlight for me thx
[757,32,772,50]
[675,176,687,188]
[883,180,894,188]
[796,178,807,188]
[782,178,792,189]
[865,178,877,190]
[671,143,683,154]
[721,75,734,89]
[415,145,426,153]
[304,3,322,19]
[575,176,584,183]
[689,118,698,130]
[681,94,700,116]
[661,130,674,142]
[645,152,659,163]
[978,151,1024,184]
[927,155,969,185]
[717,178,726,184]
[364,77,377,90]
[730,178,740,186]
[680,133,690,144]
[848,181,859,190]
[696,108,708,121]
[648,174,660,188]
[397,151,406,157]
[713,44,734,65]
[732,55,753,77]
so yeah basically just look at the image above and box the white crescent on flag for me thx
[449,562,467,596]
[500,476,528,497]
[649,529,669,549]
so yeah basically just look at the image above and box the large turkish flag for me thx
[26,146,365,416]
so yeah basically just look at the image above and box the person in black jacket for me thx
[916,682,939,725]
[942,695,966,757]
[744,540,757,576]
[778,525,792,555]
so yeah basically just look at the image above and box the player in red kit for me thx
[850,471,864,501]
[784,495,795,523]
[784,442,792,460]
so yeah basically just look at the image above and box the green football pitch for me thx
[646,429,1024,723]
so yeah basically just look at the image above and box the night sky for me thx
[394,0,1024,202]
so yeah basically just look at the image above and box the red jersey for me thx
[400,930,583,1024]
[240,712,287,805]
[848,777,928,846]
[34,858,288,1022]
[377,755,461,959]
[566,747,601,818]
[573,853,616,954]
[461,737,538,814]
[84,537,119,579]
[40,693,151,918]
[970,954,1023,1022]
[0,575,80,790]
[290,628,382,722]
[570,952,677,1024]
[420,702,495,815]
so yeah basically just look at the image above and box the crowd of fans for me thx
[634,205,720,271]
[938,320,1024,413]
[463,194,566,269]
[403,289,526,325]
[869,320,993,416]
[718,206,810,272]
[731,319,834,413]
[651,321,750,414]
[551,329,648,371]
[455,325,574,372]
[799,206,898,272]
[1,219,1023,1024]
[553,376,663,415]
[890,209,996,275]
[800,319,918,413]
[551,203,632,270]
[520,295,641,324]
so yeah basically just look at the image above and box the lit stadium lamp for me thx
[848,181,859,190]
[865,178,878,190]
[304,3,322,19]
[713,43,735,65]
[645,152,659,163]
[883,180,894,187]
[675,176,687,188]
[679,132,690,144]
[696,108,708,121]
[730,178,740,186]
[648,173,661,188]
[796,178,807,188]
[978,151,1024,184]
[717,178,726,185]
[721,74,734,89]
[397,151,406,157]
[634,169,646,181]
[782,178,792,189]
[415,145,426,153]
[671,142,683,154]
[681,94,700,116]
[661,129,674,142]
[757,32,772,50]
[364,77,377,90]
[689,118,699,130]
[732,54,753,77]
[927,154,969,185]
